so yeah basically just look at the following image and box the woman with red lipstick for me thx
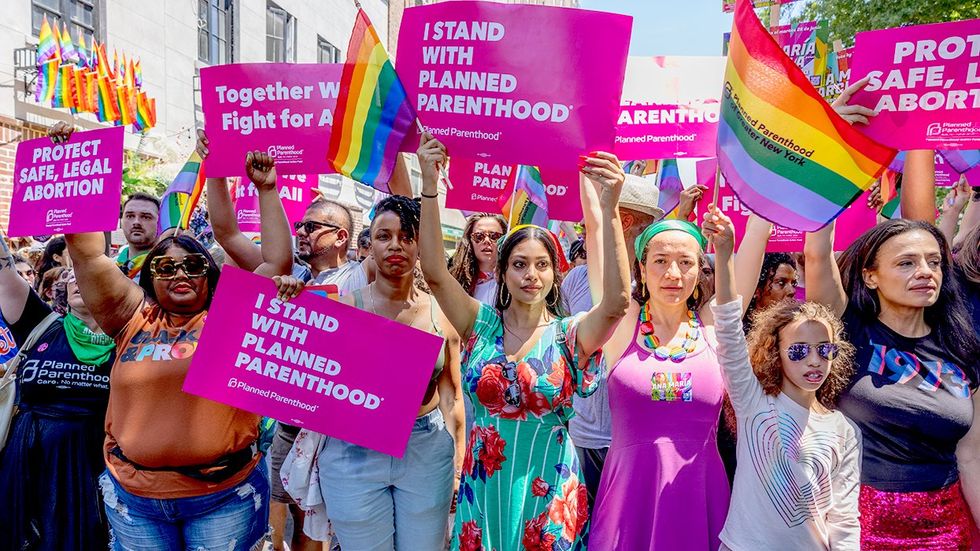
[313,194,465,551]
[417,134,631,550]
[56,120,295,551]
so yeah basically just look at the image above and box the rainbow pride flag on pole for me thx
[327,8,416,192]
[52,65,76,109]
[35,59,59,103]
[159,151,206,232]
[717,0,895,231]
[500,165,549,228]
[37,15,60,64]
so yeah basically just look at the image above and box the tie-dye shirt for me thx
[713,299,861,551]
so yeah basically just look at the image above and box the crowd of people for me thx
[1,79,979,551]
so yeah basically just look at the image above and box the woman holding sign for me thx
[57,121,295,551]
[0,240,115,550]
[418,134,632,550]
[799,80,980,549]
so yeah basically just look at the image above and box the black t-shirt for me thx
[960,275,980,335]
[4,291,112,413]
[839,308,975,492]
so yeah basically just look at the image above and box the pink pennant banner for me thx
[200,63,341,177]
[182,266,444,458]
[850,19,980,150]
[9,126,124,237]
[396,1,631,168]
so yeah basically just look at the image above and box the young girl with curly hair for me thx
[703,204,862,550]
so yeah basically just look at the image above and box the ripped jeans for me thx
[99,461,270,551]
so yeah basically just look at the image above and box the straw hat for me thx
[619,174,665,219]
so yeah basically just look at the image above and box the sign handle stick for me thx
[415,118,453,190]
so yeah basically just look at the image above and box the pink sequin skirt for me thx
[859,481,973,550]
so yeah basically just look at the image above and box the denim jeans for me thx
[99,461,270,551]
[320,408,455,551]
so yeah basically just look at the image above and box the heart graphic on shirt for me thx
[746,408,841,527]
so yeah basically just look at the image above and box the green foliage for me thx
[800,0,980,46]
[121,151,167,199]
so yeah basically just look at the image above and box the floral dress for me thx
[453,304,603,551]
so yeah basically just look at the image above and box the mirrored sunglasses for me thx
[786,343,839,362]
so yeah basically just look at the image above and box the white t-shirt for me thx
[711,298,861,551]
[473,278,497,306]
[309,260,368,295]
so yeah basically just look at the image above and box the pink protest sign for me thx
[8,126,123,237]
[446,158,514,213]
[200,63,341,177]
[771,20,830,88]
[182,267,444,457]
[538,165,583,222]
[397,2,631,168]
[234,174,316,234]
[967,164,980,186]
[616,56,725,160]
[850,19,980,150]
[696,158,874,252]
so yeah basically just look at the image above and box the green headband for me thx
[634,219,708,260]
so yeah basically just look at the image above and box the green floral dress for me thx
[453,304,603,551]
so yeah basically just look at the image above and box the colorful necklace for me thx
[638,302,701,362]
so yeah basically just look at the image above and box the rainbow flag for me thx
[881,190,902,219]
[500,165,549,228]
[159,151,206,232]
[716,0,895,231]
[134,58,143,88]
[59,24,78,65]
[939,150,980,174]
[117,86,136,126]
[35,59,59,103]
[656,158,684,215]
[135,91,156,131]
[96,75,120,122]
[75,30,89,68]
[879,167,900,205]
[96,42,110,76]
[52,64,75,109]
[36,15,60,64]
[327,9,416,192]
[70,66,90,112]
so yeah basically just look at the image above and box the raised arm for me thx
[417,134,481,338]
[734,213,773,315]
[0,232,31,323]
[579,171,603,305]
[938,178,970,245]
[901,150,937,223]
[574,152,631,358]
[804,222,847,316]
[41,122,143,336]
[197,130,264,271]
[954,191,980,250]
[245,152,293,278]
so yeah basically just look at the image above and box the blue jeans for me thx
[320,408,455,551]
[99,461,270,551]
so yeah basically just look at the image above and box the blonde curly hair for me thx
[746,300,855,410]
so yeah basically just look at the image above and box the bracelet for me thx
[420,191,439,199]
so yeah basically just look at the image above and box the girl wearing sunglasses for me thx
[56,118,295,551]
[449,213,507,306]
[704,204,861,550]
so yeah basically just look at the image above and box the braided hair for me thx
[372,195,421,239]
[449,213,507,294]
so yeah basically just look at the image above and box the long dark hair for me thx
[449,213,506,295]
[34,236,66,290]
[496,226,567,318]
[840,219,980,385]
[744,253,798,329]
[138,235,220,310]
[631,238,712,311]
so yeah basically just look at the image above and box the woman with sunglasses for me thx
[0,234,115,550]
[417,134,631,550]
[54,121,295,550]
[800,80,980,549]
[449,213,507,306]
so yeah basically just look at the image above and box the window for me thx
[32,0,103,45]
[266,2,296,62]
[198,0,235,64]
[317,36,340,63]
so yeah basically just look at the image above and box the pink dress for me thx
[590,319,730,550]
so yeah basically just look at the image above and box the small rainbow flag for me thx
[135,91,156,131]
[75,30,89,68]
[36,15,60,64]
[500,165,549,228]
[96,75,120,122]
[881,189,902,219]
[59,23,78,65]
[327,9,416,192]
[879,167,900,205]
[70,66,90,112]
[117,86,136,126]
[159,151,206,232]
[717,0,895,231]
[35,59,59,103]
[939,150,980,174]
[52,64,75,109]
[656,158,684,215]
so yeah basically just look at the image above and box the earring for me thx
[547,291,559,309]
[693,287,700,301]
[498,284,511,309]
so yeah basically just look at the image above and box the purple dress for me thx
[591,319,730,550]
